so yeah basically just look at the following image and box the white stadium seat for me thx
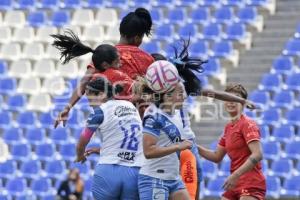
[56,61,79,79]
[71,10,94,26]
[3,11,26,28]
[45,44,61,60]
[95,9,118,27]
[23,43,44,60]
[104,25,120,43]
[27,94,52,112]
[33,59,56,78]
[82,26,105,43]
[18,77,41,94]
[0,26,12,44]
[0,43,22,60]
[59,25,82,37]
[9,60,32,78]
[12,27,35,43]
[41,77,66,95]
[36,27,58,43]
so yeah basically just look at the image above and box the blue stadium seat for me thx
[85,0,104,8]
[141,42,160,54]
[40,195,55,200]
[68,110,85,129]
[284,141,300,160]
[51,11,70,27]
[0,77,16,94]
[61,0,82,8]
[0,61,7,77]
[0,195,11,200]
[167,8,186,24]
[3,127,23,145]
[202,58,221,76]
[35,143,56,161]
[190,7,210,24]
[26,128,46,145]
[270,159,293,178]
[70,162,90,178]
[285,73,300,91]
[266,176,281,199]
[0,112,12,129]
[20,160,42,179]
[237,6,258,24]
[201,160,217,179]
[28,11,47,27]
[106,0,128,8]
[130,0,151,8]
[149,9,163,24]
[262,141,281,160]
[11,143,30,161]
[272,90,295,109]
[285,108,300,125]
[84,179,93,195]
[0,160,17,179]
[39,112,54,128]
[50,128,71,145]
[45,160,66,179]
[296,162,300,175]
[201,0,220,7]
[261,159,268,174]
[272,56,294,75]
[214,7,234,24]
[222,0,245,7]
[259,74,282,92]
[15,196,37,200]
[205,177,225,197]
[31,178,52,196]
[190,40,209,57]
[249,90,270,107]
[5,178,27,196]
[203,23,222,40]
[218,160,230,176]
[259,125,270,140]
[261,108,281,126]
[59,143,76,161]
[0,0,13,10]
[272,125,295,143]
[154,24,174,42]
[281,176,300,197]
[18,0,35,9]
[283,39,300,56]
[39,0,59,9]
[225,23,247,40]
[178,24,198,40]
[212,41,234,57]
[17,111,37,128]
[6,94,27,111]
[248,0,269,6]
[244,110,256,118]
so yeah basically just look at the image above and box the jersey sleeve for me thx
[143,115,161,138]
[218,134,226,147]
[86,108,104,132]
[242,120,260,144]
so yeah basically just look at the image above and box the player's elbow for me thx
[144,152,154,159]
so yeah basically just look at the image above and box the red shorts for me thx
[222,187,266,200]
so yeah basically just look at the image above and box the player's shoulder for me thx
[87,107,104,125]
[240,114,258,128]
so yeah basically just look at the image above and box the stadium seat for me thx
[59,143,76,161]
[130,0,151,8]
[12,27,35,43]
[3,11,26,27]
[190,7,210,24]
[202,23,222,40]
[33,59,56,78]
[84,179,93,195]
[61,0,82,9]
[51,11,70,27]
[149,8,163,24]
[283,39,300,56]
[0,195,11,200]
[296,162,300,175]
[31,178,52,196]
[18,77,41,94]
[107,0,129,8]
[9,60,32,78]
[5,178,27,196]
[269,159,293,178]
[260,108,281,126]
[178,23,199,41]
[166,8,186,24]
[154,0,175,7]
[0,112,12,129]
[272,56,294,75]
[222,0,245,7]
[39,112,54,129]
[20,160,42,179]
[259,74,282,92]
[285,73,300,91]
[82,26,105,43]
[3,127,23,145]
[26,128,47,145]
[249,90,270,108]
[17,0,35,9]
[17,111,37,128]
[154,24,174,42]
[272,90,295,109]
[214,7,234,24]
[39,0,59,9]
[0,27,12,44]
[201,0,220,7]
[266,176,281,199]
[45,160,66,179]
[23,43,44,60]
[0,0,13,10]
[35,143,57,161]
[40,195,55,200]
[15,196,37,200]
[85,0,104,8]
[41,77,65,95]
[202,58,221,76]
[204,177,225,197]
[27,94,52,112]
[237,6,258,24]
[201,160,218,179]
[6,94,27,111]
[225,22,247,41]
[72,10,94,27]
[0,61,7,77]
[0,77,16,95]
[283,141,300,160]
[0,43,22,60]
[11,143,30,161]
[36,27,58,43]
[68,110,85,129]
[104,25,120,42]
[261,159,268,174]
[281,176,300,197]
[262,141,281,160]
[271,125,295,143]
[212,41,234,57]
[285,107,300,125]
[50,128,72,145]
[141,42,160,54]
[57,60,79,79]
[28,11,47,27]
[70,162,90,178]
[218,160,230,176]
[0,160,17,179]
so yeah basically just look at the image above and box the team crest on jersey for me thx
[114,106,136,117]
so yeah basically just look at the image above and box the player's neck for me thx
[161,105,175,115]
[230,113,242,123]
[119,37,138,46]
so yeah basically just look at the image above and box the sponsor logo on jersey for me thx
[114,106,137,117]
[117,151,136,162]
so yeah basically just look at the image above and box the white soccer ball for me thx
[145,60,180,93]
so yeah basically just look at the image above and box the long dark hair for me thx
[51,30,118,72]
[120,7,152,38]
[87,77,123,99]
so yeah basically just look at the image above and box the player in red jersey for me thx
[197,83,266,200]
[53,8,154,128]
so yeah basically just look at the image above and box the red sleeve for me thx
[218,134,226,147]
[242,120,260,144]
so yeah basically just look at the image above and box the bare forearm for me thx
[76,137,89,158]
[233,153,263,177]
[202,89,246,104]
[197,145,223,163]
[144,144,179,159]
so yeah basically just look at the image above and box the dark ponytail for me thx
[87,77,124,99]
[51,29,94,64]
[120,7,152,38]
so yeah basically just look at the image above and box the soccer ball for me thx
[145,60,180,93]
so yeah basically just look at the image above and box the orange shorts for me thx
[222,187,266,200]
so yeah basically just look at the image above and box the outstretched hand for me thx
[54,107,70,128]
[84,147,101,157]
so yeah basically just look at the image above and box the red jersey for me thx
[218,114,266,191]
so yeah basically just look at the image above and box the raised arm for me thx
[197,144,226,163]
